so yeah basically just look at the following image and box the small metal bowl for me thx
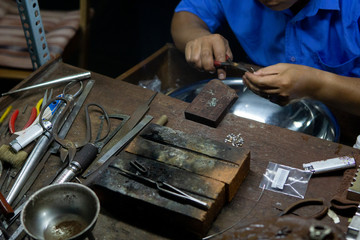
[169,78,339,142]
[21,183,100,240]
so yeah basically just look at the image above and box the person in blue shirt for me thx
[171,0,360,116]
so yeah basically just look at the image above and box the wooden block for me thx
[94,152,226,238]
[94,123,250,237]
[140,123,248,165]
[126,123,250,201]
[184,79,238,127]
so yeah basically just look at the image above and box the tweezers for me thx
[114,166,209,210]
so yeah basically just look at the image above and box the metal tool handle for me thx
[53,143,98,184]
[6,96,68,204]
[158,182,209,210]
[75,143,98,170]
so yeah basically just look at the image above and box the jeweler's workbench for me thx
[0,53,359,239]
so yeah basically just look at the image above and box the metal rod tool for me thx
[5,100,66,205]
[1,72,91,97]
[5,81,87,205]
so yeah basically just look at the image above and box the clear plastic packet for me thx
[138,75,162,92]
[259,162,313,199]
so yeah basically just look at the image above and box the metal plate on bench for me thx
[169,78,340,142]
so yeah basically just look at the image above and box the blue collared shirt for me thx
[175,0,360,77]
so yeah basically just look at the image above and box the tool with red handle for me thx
[8,107,37,134]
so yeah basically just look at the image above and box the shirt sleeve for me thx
[174,0,225,33]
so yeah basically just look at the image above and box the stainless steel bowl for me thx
[169,78,339,142]
[21,183,100,240]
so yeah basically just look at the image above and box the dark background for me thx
[41,0,181,78]
[2,0,245,92]
[2,0,180,92]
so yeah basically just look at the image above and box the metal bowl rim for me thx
[21,182,100,240]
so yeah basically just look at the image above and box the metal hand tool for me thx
[94,113,130,153]
[8,90,56,153]
[8,81,94,206]
[82,115,153,186]
[0,163,13,220]
[48,80,94,158]
[8,108,37,134]
[9,80,95,196]
[114,166,209,210]
[52,103,111,183]
[9,121,52,153]
[6,107,64,205]
[0,81,93,239]
[52,113,130,184]
[214,56,255,73]
[82,92,157,179]
[41,88,53,110]
[6,81,84,205]
[1,71,91,97]
[52,102,110,163]
[8,89,55,137]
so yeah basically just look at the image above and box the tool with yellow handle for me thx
[0,106,12,125]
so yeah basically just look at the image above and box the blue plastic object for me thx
[16,0,50,69]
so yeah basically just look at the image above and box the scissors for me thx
[52,102,111,163]
[39,81,86,162]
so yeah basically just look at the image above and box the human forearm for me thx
[243,63,360,116]
[310,70,360,116]
[171,11,233,79]
[171,11,211,52]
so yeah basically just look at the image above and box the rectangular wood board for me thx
[94,123,250,237]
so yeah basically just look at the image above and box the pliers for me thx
[279,198,328,220]
[8,89,53,135]
[214,56,255,73]
[8,107,37,134]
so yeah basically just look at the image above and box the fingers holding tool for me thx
[214,55,255,80]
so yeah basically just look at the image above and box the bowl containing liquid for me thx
[21,182,100,240]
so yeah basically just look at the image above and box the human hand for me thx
[242,63,320,105]
[185,34,233,80]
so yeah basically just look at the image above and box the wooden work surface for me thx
[0,59,358,239]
